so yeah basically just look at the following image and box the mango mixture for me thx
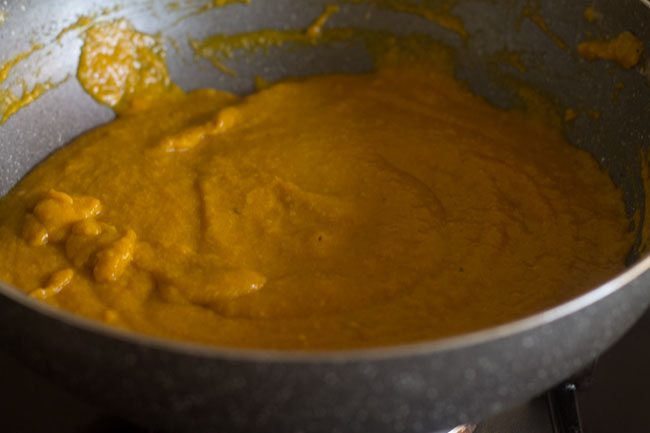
[0,20,632,350]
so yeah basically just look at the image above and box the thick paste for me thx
[0,21,632,350]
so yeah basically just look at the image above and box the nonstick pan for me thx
[0,1,649,432]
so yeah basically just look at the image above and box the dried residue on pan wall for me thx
[190,0,466,78]
[0,0,470,123]
[344,0,467,38]
[0,27,77,124]
[0,0,244,124]
[0,43,64,125]
[0,3,121,124]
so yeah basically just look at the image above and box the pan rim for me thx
[2,251,649,362]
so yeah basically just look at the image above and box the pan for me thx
[0,0,649,432]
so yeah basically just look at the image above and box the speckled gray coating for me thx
[0,0,649,432]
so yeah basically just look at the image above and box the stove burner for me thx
[449,425,477,433]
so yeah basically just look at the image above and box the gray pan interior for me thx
[0,0,649,432]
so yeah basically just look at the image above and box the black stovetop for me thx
[3,310,650,433]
